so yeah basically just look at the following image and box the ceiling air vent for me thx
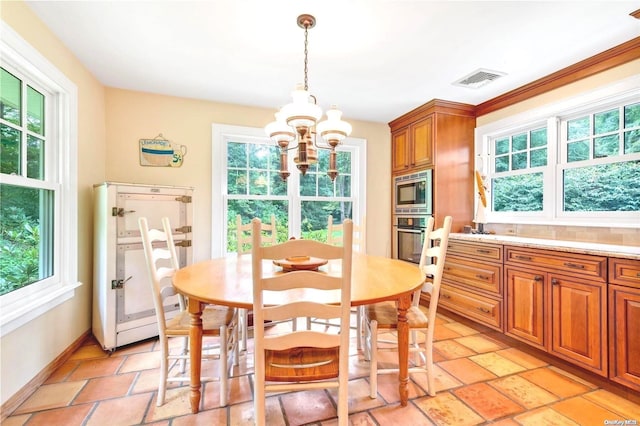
[453,68,506,89]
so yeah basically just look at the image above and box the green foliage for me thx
[0,206,40,295]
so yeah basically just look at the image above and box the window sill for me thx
[0,281,82,337]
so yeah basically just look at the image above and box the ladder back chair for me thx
[251,218,353,426]
[363,215,452,398]
[139,217,239,407]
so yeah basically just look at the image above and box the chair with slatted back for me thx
[251,218,353,426]
[139,217,239,407]
[235,214,289,351]
[362,216,452,398]
[309,215,366,349]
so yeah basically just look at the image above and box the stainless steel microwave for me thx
[394,170,432,215]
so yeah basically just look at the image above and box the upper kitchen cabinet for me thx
[389,99,476,232]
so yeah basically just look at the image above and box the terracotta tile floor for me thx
[5,311,640,425]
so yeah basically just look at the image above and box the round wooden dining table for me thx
[173,252,425,413]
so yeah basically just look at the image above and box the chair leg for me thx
[219,324,229,407]
[356,307,362,351]
[179,335,188,374]
[240,308,248,352]
[233,319,240,366]
[425,336,436,397]
[157,337,169,406]
[369,320,378,399]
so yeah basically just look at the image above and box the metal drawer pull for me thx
[564,262,585,269]
[552,278,559,285]
[477,249,491,254]
[637,272,640,278]
[441,294,451,299]
[534,275,543,282]
[477,307,491,314]
[476,274,489,281]
[515,255,532,261]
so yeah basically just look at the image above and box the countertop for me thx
[449,233,640,260]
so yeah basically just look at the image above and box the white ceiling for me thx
[24,1,640,123]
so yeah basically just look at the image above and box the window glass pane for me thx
[530,148,547,168]
[318,175,334,197]
[512,133,527,151]
[495,138,509,155]
[227,142,246,168]
[337,151,351,174]
[624,130,640,154]
[624,102,640,128]
[336,174,351,197]
[511,152,527,170]
[563,161,640,212]
[492,173,543,212]
[226,199,289,252]
[248,144,269,169]
[300,200,353,240]
[299,172,317,196]
[530,128,547,148]
[594,134,618,158]
[567,140,589,162]
[567,116,590,141]
[227,169,247,195]
[0,68,21,126]
[0,184,54,296]
[1,124,21,174]
[249,170,268,195]
[27,135,45,179]
[27,86,45,135]
[593,108,619,135]
[495,155,509,172]
[270,172,287,195]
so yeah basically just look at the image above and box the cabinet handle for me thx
[534,275,543,282]
[637,272,640,278]
[475,274,489,281]
[477,307,491,314]
[552,278,559,285]
[515,255,532,261]
[477,249,491,254]
[564,262,585,269]
[441,294,451,299]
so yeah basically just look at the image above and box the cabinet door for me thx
[609,284,640,391]
[505,267,546,349]
[392,127,410,173]
[550,275,607,376]
[411,115,433,168]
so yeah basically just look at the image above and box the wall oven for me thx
[394,170,432,215]
[393,216,429,264]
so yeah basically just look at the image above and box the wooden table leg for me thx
[396,294,411,406]
[188,300,203,413]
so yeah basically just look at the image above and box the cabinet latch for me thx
[112,207,136,217]
[111,276,133,289]
[175,195,192,203]
[174,225,192,233]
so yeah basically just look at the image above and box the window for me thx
[0,23,79,336]
[212,124,366,257]
[477,74,639,226]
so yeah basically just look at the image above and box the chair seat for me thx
[166,305,236,336]
[364,302,429,329]
[264,346,340,382]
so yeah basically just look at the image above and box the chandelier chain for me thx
[303,24,309,91]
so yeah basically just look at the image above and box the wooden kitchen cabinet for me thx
[438,240,504,331]
[608,258,640,391]
[504,246,608,376]
[389,99,476,233]
[391,115,433,173]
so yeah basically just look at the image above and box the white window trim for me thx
[212,123,366,258]
[0,21,80,337]
[475,73,640,228]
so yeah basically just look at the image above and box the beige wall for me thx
[104,89,392,261]
[1,2,107,405]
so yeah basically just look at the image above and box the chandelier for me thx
[265,14,352,182]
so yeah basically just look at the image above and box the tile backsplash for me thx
[486,223,640,247]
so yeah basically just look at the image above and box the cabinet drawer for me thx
[505,246,606,282]
[443,257,502,295]
[447,241,503,262]
[439,284,502,330]
[609,258,640,290]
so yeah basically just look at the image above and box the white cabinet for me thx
[92,182,193,351]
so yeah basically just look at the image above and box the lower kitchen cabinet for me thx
[608,257,640,392]
[505,267,546,349]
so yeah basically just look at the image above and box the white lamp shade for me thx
[317,106,352,142]
[265,112,295,143]
[281,87,322,129]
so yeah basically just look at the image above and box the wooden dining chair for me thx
[310,215,366,349]
[235,214,289,351]
[139,217,239,407]
[363,215,452,398]
[251,218,353,426]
